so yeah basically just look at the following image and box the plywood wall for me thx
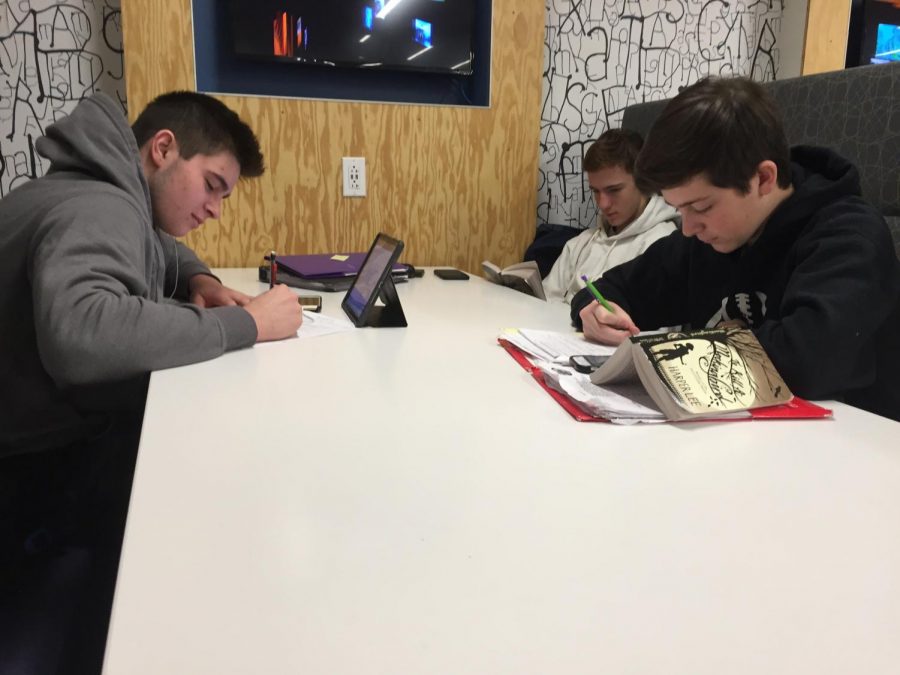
[802,0,852,75]
[122,0,544,272]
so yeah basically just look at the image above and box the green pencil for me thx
[580,275,615,313]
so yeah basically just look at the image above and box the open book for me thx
[497,328,831,423]
[482,260,546,300]
[590,327,794,421]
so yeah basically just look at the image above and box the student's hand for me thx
[243,284,304,342]
[189,274,252,307]
[580,300,640,345]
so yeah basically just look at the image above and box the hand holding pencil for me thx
[578,275,640,345]
[580,275,614,313]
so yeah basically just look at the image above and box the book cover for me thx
[594,327,794,421]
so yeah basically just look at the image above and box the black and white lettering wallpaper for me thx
[0,0,125,198]
[539,0,785,229]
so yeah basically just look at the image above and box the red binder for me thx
[498,339,833,424]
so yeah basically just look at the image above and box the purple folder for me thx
[277,253,406,279]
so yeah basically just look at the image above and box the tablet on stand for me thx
[341,233,408,328]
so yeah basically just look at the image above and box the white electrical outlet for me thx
[342,157,366,197]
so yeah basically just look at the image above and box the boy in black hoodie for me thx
[571,77,900,421]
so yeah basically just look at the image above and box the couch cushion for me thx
[622,63,900,219]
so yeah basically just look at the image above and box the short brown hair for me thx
[583,128,644,174]
[635,77,791,194]
[132,91,264,178]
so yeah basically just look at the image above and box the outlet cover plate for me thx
[342,157,366,197]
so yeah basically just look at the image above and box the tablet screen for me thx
[341,233,405,326]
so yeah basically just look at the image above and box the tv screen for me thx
[855,0,900,66]
[873,23,900,63]
[229,0,475,75]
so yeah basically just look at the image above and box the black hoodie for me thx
[571,146,900,421]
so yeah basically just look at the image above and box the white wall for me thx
[538,0,786,230]
[0,0,126,198]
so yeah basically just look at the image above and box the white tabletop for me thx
[104,269,900,675]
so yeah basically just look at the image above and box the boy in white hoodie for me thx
[544,129,678,303]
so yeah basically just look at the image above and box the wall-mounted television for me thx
[229,0,476,76]
[849,0,900,67]
[873,22,900,63]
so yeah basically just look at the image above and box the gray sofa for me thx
[621,62,900,258]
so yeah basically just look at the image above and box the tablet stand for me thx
[365,275,407,327]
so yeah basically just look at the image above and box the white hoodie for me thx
[543,194,678,303]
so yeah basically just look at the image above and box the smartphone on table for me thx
[434,268,470,280]
[569,354,610,374]
[297,295,323,312]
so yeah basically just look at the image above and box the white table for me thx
[104,269,900,675]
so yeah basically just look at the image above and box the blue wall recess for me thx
[192,0,492,107]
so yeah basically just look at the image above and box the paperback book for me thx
[590,327,794,421]
[482,260,546,300]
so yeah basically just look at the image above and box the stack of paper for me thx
[538,361,665,423]
[498,328,664,423]
[297,310,354,339]
[499,328,616,364]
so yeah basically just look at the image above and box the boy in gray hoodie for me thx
[0,91,302,455]
[0,91,302,672]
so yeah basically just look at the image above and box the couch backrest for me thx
[621,63,900,256]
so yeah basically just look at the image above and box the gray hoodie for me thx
[0,93,257,455]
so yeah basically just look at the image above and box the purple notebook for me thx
[276,253,406,279]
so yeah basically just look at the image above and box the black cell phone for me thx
[569,354,610,373]
[297,295,322,312]
[434,268,470,280]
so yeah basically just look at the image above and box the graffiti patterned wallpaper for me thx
[0,0,125,198]
[539,0,785,230]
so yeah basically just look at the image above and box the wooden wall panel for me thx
[123,0,544,273]
[802,0,852,75]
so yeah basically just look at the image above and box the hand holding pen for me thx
[579,274,639,345]
[244,284,303,341]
